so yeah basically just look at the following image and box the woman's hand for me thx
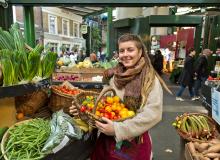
[69,101,79,116]
[95,117,115,136]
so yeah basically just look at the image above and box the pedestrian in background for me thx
[153,50,164,75]
[89,51,97,63]
[176,48,196,101]
[193,48,213,100]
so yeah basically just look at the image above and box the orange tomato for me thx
[120,103,125,108]
[115,105,122,112]
[16,112,24,120]
[105,106,112,112]
[111,104,117,111]
[95,111,101,117]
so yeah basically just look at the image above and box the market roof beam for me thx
[8,0,220,7]
[149,15,203,27]
[83,8,108,19]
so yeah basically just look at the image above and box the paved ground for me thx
[150,73,208,160]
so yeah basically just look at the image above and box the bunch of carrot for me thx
[187,139,220,160]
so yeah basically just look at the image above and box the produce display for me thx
[206,75,220,88]
[186,140,220,159]
[172,113,217,141]
[53,74,80,81]
[52,85,81,96]
[80,96,135,120]
[0,23,57,86]
[57,56,118,71]
[52,72,103,82]
[2,119,50,160]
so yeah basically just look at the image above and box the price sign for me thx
[81,24,88,34]
[212,88,220,125]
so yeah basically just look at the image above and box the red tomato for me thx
[104,113,110,119]
[80,106,86,112]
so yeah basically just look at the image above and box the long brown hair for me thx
[118,34,172,108]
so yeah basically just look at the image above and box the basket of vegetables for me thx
[172,113,218,143]
[1,119,50,160]
[73,86,135,128]
[49,81,82,112]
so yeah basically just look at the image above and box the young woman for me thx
[70,34,166,160]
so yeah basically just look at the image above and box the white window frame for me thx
[73,22,79,38]
[46,42,58,53]
[61,43,71,52]
[48,14,57,35]
[62,18,70,36]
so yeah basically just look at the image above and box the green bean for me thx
[4,118,50,159]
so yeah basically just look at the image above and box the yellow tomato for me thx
[113,96,120,103]
[119,110,128,118]
[121,108,128,112]
[106,97,113,104]
[127,111,135,117]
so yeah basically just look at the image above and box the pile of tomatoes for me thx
[80,95,135,120]
[53,85,81,96]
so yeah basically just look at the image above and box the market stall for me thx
[0,25,97,160]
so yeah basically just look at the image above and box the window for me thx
[49,15,57,34]
[46,42,58,53]
[62,19,69,36]
[73,23,79,37]
[62,44,70,52]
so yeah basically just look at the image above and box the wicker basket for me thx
[49,81,82,112]
[73,86,134,127]
[15,89,48,116]
[176,113,218,143]
[1,120,31,160]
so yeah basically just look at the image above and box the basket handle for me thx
[72,96,81,118]
[92,86,116,114]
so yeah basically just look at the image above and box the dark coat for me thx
[154,53,163,75]
[178,55,194,87]
[194,55,209,79]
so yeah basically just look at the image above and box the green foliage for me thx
[91,26,102,53]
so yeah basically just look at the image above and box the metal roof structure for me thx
[61,6,106,17]
[7,0,220,7]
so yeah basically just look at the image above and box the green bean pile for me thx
[4,119,50,160]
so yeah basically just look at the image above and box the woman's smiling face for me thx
[118,41,142,68]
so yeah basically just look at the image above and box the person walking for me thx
[193,48,213,100]
[69,34,171,160]
[153,50,164,75]
[176,48,196,101]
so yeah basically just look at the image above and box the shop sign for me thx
[212,88,220,125]
[81,24,88,34]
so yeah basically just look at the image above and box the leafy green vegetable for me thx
[40,52,57,78]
